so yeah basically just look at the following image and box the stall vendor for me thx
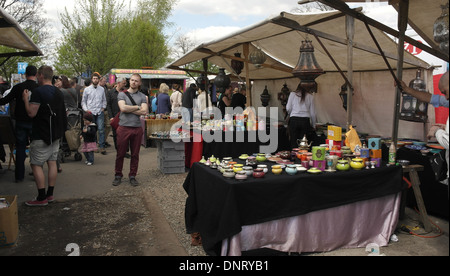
[286,85,316,149]
[426,72,449,185]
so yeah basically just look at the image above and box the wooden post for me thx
[243,43,252,107]
[392,0,409,147]
[346,15,354,130]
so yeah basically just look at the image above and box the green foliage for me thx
[54,0,176,77]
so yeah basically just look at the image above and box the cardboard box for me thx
[327,125,342,141]
[0,195,19,248]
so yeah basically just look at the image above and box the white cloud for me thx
[175,0,297,20]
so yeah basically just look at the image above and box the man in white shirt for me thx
[427,72,449,185]
[82,73,107,155]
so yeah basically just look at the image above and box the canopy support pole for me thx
[392,0,409,147]
[346,15,355,130]
[243,43,252,107]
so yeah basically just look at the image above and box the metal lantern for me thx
[400,69,429,122]
[278,83,291,117]
[231,52,244,75]
[260,85,271,107]
[434,2,449,53]
[249,48,267,68]
[292,40,325,93]
[214,68,231,94]
[196,73,209,91]
[339,84,349,111]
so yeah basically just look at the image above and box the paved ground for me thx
[0,137,448,257]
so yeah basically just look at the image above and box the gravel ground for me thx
[141,168,207,256]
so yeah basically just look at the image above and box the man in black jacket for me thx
[0,65,39,182]
[107,77,127,150]
[23,66,67,207]
[181,83,197,123]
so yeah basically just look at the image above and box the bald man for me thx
[427,72,449,185]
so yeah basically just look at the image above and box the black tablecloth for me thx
[183,162,404,255]
[202,128,291,158]
[397,147,449,219]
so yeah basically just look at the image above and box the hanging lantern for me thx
[400,69,429,123]
[214,68,231,94]
[278,83,290,116]
[434,2,449,53]
[249,48,267,68]
[260,85,271,107]
[196,73,209,91]
[292,40,325,93]
[231,52,244,75]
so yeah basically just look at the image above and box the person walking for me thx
[81,73,107,155]
[22,66,67,206]
[80,112,98,166]
[60,75,78,110]
[0,65,39,182]
[113,73,148,187]
[286,85,317,150]
[156,83,171,115]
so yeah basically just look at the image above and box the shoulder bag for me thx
[110,92,138,130]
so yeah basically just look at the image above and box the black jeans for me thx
[288,117,311,150]
[15,121,33,181]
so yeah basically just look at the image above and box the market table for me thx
[144,119,181,146]
[184,127,292,168]
[183,161,404,256]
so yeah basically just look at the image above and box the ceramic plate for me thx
[268,157,282,162]
[277,160,293,165]
[405,145,426,151]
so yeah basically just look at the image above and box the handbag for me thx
[110,92,138,130]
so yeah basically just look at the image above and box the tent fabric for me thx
[168,10,430,80]
[0,7,42,56]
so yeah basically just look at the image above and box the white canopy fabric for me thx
[0,7,42,58]
[169,10,430,80]
[343,0,449,60]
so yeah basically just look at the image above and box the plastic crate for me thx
[158,159,185,169]
[159,166,186,174]
[159,140,185,151]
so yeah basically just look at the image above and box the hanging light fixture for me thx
[434,2,449,53]
[214,68,231,94]
[249,48,267,68]
[400,69,429,122]
[231,52,244,75]
[260,85,271,107]
[292,40,325,93]
[278,83,291,116]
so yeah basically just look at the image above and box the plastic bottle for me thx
[389,142,396,165]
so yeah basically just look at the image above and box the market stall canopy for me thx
[339,0,449,61]
[168,9,430,80]
[111,68,189,80]
[0,7,43,58]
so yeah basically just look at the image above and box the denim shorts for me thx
[30,139,60,166]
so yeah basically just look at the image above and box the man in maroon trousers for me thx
[113,74,148,186]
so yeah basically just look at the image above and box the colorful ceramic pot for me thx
[253,168,265,178]
[336,159,350,171]
[223,169,235,178]
[350,158,365,170]
[271,165,282,175]
[243,166,253,176]
[285,164,298,175]
[257,164,268,173]
[235,171,247,181]
[256,154,267,162]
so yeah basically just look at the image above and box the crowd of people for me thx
[0,66,152,206]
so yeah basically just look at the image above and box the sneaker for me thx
[47,196,55,203]
[112,176,122,186]
[25,198,48,207]
[87,162,93,166]
[101,150,107,155]
[130,177,139,187]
